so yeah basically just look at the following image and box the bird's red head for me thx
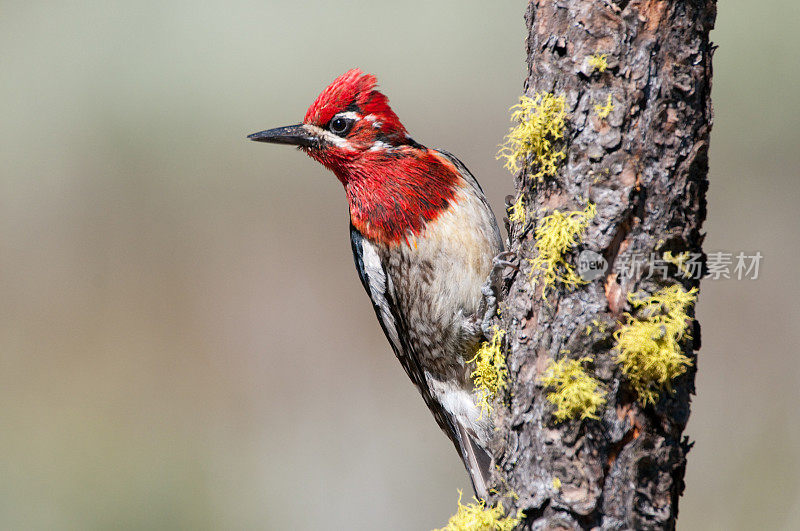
[249,69,463,245]
[303,69,407,146]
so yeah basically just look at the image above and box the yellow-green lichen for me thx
[507,194,526,225]
[540,356,606,422]
[594,94,613,119]
[489,470,519,502]
[469,327,508,417]
[586,318,611,336]
[497,92,567,182]
[663,251,692,278]
[588,53,609,73]
[614,285,698,405]
[552,477,562,490]
[529,203,597,294]
[488,488,519,502]
[434,490,524,531]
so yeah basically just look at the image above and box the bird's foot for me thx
[481,251,519,337]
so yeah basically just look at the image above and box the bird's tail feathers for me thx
[455,423,492,500]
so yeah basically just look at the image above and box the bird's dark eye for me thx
[329,117,352,136]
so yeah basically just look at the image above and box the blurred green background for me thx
[1,1,798,529]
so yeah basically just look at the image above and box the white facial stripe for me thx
[368,141,391,152]
[323,132,354,149]
[302,124,354,150]
[363,115,384,128]
[334,111,361,121]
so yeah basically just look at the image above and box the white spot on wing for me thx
[361,240,402,353]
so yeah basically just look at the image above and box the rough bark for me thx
[486,1,715,529]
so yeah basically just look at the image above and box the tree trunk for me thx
[486,1,716,529]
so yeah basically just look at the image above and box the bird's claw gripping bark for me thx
[481,251,518,337]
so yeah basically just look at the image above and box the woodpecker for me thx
[248,69,503,497]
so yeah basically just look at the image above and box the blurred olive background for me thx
[1,1,798,529]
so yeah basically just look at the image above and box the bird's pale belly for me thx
[380,187,502,442]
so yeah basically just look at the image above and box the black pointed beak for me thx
[247,124,319,148]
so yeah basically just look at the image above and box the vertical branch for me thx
[487,1,716,528]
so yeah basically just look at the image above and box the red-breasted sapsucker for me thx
[249,69,504,497]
